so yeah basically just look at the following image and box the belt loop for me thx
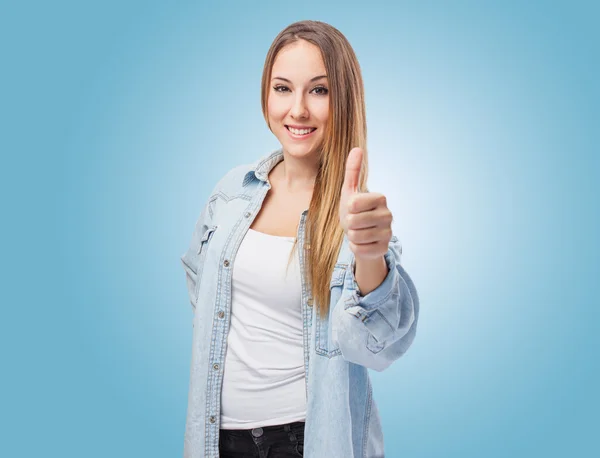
[284,423,297,442]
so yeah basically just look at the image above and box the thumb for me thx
[342,147,363,193]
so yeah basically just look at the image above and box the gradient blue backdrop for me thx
[2,1,598,457]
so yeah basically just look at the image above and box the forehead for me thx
[272,40,326,78]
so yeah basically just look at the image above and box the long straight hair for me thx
[260,20,369,320]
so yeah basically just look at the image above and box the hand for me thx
[339,147,393,261]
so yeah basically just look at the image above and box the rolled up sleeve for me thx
[331,237,420,372]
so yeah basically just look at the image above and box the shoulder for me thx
[210,147,280,198]
[213,148,277,197]
[211,163,254,198]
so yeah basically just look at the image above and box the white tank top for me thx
[219,228,307,429]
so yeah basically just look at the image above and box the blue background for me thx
[2,1,598,457]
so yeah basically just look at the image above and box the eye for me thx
[312,86,329,96]
[272,85,329,95]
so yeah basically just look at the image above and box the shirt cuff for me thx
[345,248,399,311]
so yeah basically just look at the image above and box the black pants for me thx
[219,420,305,457]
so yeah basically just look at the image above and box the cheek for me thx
[313,100,329,123]
[267,97,286,120]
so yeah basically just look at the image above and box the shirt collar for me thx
[242,147,284,187]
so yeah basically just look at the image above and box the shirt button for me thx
[213,363,219,370]
[224,260,230,267]
[244,211,251,218]
[307,298,313,307]
[209,416,216,423]
[218,311,225,319]
[251,427,263,438]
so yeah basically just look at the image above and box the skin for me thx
[267,40,391,296]
[340,148,392,296]
[267,39,328,193]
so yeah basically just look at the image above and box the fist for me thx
[339,147,393,260]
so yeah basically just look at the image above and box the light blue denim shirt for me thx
[181,147,420,458]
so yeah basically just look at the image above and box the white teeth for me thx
[287,126,315,135]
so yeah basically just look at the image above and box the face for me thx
[267,40,329,159]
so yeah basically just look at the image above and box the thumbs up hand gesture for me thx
[339,147,393,261]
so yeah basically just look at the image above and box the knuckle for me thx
[346,214,354,228]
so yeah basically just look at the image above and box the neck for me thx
[276,151,319,193]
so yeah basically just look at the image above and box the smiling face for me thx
[267,40,330,159]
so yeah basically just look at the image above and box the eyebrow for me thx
[272,75,328,83]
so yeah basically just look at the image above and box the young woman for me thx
[181,20,420,458]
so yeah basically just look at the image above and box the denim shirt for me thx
[181,147,420,458]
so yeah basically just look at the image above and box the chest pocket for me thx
[314,263,347,358]
[194,224,218,302]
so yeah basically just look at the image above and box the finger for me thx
[342,147,363,193]
[346,208,393,230]
[348,192,384,214]
[348,226,387,244]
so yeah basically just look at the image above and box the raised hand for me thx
[339,147,393,261]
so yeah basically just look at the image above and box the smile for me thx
[286,125,317,139]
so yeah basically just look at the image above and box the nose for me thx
[290,93,309,119]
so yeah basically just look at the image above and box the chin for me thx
[284,143,312,154]
[280,134,323,157]
[285,144,321,159]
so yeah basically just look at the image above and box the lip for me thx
[286,124,316,129]
[285,125,317,140]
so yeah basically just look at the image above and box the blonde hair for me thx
[260,20,369,320]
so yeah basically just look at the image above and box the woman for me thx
[181,20,419,458]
